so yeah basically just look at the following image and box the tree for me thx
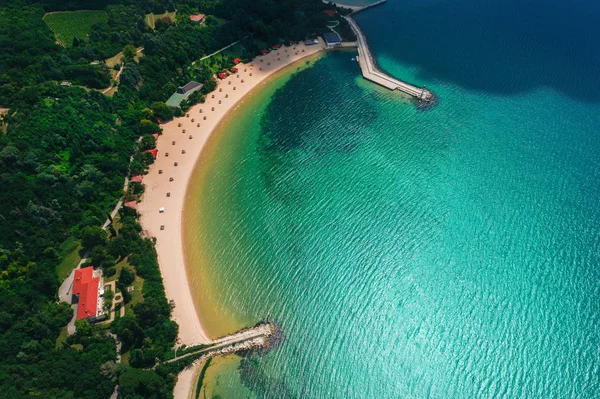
[107,235,130,259]
[90,246,108,267]
[140,119,159,134]
[81,226,107,251]
[122,45,137,60]
[140,134,156,151]
[118,367,169,399]
[75,319,93,337]
[120,63,141,89]
[118,267,135,287]
[150,102,174,121]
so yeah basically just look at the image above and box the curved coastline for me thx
[137,40,327,347]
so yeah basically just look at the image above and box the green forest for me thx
[0,0,350,397]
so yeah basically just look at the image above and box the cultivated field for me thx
[145,11,176,29]
[43,10,107,47]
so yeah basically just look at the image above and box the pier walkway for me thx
[337,0,433,101]
[165,323,274,364]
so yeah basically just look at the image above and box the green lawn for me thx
[125,272,144,312]
[43,10,108,47]
[56,236,83,281]
[55,326,69,348]
[120,350,131,365]
[195,43,247,74]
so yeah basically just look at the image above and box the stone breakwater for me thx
[167,322,276,364]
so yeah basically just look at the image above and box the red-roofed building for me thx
[157,118,163,124]
[190,13,205,22]
[124,200,138,210]
[233,58,241,64]
[72,267,100,320]
[261,49,269,55]
[323,9,336,17]
[271,44,282,50]
[130,175,143,183]
[218,73,227,79]
[230,67,238,73]
[144,148,158,159]
[153,133,159,140]
[289,40,296,45]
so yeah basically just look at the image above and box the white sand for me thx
[138,40,326,346]
[173,361,202,399]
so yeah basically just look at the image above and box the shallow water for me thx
[186,0,600,397]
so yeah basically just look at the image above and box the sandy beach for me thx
[137,39,326,346]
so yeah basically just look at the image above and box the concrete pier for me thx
[343,2,434,101]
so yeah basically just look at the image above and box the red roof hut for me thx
[218,73,227,79]
[271,44,282,50]
[144,148,158,159]
[230,67,238,73]
[124,200,138,210]
[233,58,241,64]
[323,9,336,17]
[72,267,99,320]
[261,49,269,55]
[189,13,205,22]
[152,133,159,140]
[130,175,143,183]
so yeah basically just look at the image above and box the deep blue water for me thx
[190,0,600,397]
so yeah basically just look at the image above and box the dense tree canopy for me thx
[0,0,340,396]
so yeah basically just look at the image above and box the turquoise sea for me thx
[187,0,600,397]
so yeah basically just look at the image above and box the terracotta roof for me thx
[190,13,205,22]
[73,267,99,320]
[218,73,227,79]
[271,44,282,49]
[130,175,143,183]
[124,200,138,209]
[230,67,238,73]
[233,58,241,64]
[261,49,269,54]
[153,133,159,140]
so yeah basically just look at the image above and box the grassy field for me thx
[195,43,246,74]
[56,236,83,280]
[43,10,107,47]
[145,11,176,29]
[55,326,69,348]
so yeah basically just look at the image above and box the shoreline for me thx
[137,39,328,346]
